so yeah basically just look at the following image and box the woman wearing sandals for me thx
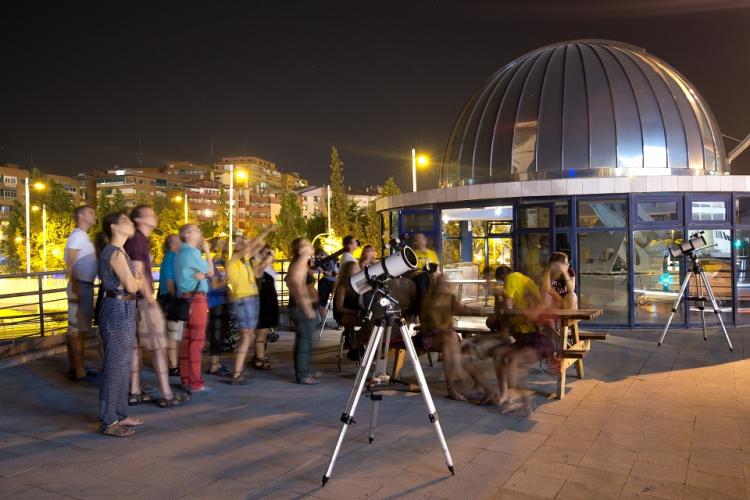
[95,212,144,437]
[286,238,321,385]
[226,228,274,385]
[253,246,278,370]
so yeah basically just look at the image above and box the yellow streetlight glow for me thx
[31,205,40,213]
[417,155,430,167]
[204,209,213,218]
[235,169,248,181]
[14,236,23,243]
[172,195,183,202]
[33,182,46,191]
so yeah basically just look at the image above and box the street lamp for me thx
[32,205,47,273]
[411,148,430,192]
[24,179,45,274]
[228,167,248,258]
[172,194,188,223]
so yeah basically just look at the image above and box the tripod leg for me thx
[368,325,392,444]
[659,272,691,346]
[322,324,385,486]
[695,273,707,341]
[397,321,455,476]
[319,299,333,338]
[698,271,734,352]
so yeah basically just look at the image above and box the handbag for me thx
[166,281,202,322]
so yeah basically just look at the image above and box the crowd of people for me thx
[64,205,282,438]
[63,202,577,437]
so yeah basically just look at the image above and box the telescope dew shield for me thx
[350,246,418,294]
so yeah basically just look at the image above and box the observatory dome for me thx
[440,40,726,186]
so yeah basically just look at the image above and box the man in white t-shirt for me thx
[64,205,97,381]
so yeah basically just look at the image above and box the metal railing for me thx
[0,261,293,344]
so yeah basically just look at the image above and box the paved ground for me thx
[1,325,750,499]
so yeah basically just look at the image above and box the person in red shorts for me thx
[174,224,214,394]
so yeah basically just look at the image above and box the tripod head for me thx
[361,276,401,322]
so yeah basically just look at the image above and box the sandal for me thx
[230,372,252,385]
[501,399,531,415]
[119,417,145,427]
[157,392,190,408]
[252,357,272,370]
[100,423,135,438]
[446,389,467,401]
[298,376,321,385]
[206,364,232,376]
[128,392,155,406]
[474,394,500,406]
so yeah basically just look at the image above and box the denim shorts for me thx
[233,296,259,331]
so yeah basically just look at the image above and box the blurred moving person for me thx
[64,205,98,381]
[286,238,321,385]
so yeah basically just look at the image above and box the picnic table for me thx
[455,307,604,399]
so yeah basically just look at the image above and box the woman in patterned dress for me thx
[96,212,143,437]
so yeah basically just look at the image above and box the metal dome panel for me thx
[440,40,727,186]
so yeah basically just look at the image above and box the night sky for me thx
[2,1,750,190]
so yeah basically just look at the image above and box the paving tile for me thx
[685,468,745,498]
[556,479,622,499]
[503,469,565,498]
[620,473,685,499]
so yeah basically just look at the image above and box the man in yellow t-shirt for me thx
[494,265,542,334]
[413,233,439,271]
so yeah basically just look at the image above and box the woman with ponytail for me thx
[96,212,143,437]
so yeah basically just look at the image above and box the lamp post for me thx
[183,192,188,223]
[24,178,30,274]
[24,179,45,274]
[411,149,430,192]
[228,164,234,258]
[32,204,47,273]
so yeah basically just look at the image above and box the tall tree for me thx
[273,191,306,258]
[151,195,183,264]
[381,177,402,197]
[305,212,327,243]
[363,200,381,253]
[329,146,349,236]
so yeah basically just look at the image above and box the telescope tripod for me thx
[321,285,454,486]
[659,253,733,351]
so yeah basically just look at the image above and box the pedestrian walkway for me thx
[1,326,749,499]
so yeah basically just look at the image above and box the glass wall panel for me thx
[633,230,684,324]
[555,201,570,228]
[691,201,726,222]
[403,213,434,233]
[520,207,550,229]
[441,206,513,279]
[636,201,678,223]
[442,239,461,266]
[472,239,487,277]
[736,230,750,324]
[578,231,629,323]
[555,233,573,263]
[488,238,513,278]
[737,198,750,224]
[518,233,551,284]
[578,199,627,228]
[688,229,732,323]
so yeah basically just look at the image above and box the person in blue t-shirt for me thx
[158,234,182,375]
[206,239,231,376]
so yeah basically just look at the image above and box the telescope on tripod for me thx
[321,244,455,486]
[659,232,733,351]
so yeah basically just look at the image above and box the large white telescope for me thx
[349,247,418,294]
